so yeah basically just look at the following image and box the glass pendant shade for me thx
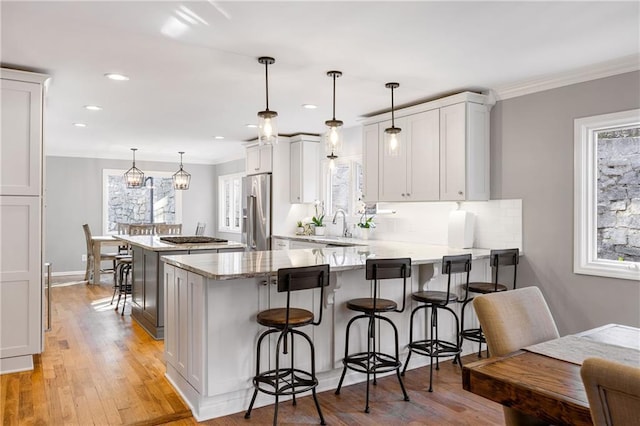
[124,148,144,188]
[325,70,344,158]
[172,151,191,190]
[384,127,401,157]
[257,57,278,146]
[384,82,401,157]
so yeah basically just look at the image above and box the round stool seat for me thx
[256,308,314,328]
[467,282,508,294]
[346,297,397,313]
[411,290,458,305]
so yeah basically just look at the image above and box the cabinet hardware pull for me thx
[458,191,463,195]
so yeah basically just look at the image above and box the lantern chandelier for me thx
[124,148,144,188]
[384,82,401,157]
[257,56,278,145]
[325,70,343,169]
[172,151,191,190]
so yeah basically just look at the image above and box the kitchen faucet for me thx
[332,209,352,238]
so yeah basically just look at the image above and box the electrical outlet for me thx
[81,254,87,262]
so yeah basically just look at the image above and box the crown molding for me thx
[493,54,640,101]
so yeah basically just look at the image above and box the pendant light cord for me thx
[264,61,270,111]
[332,73,336,120]
[391,86,395,127]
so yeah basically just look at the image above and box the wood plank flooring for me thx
[1,275,504,425]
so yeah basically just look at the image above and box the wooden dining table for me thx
[462,324,640,426]
[91,235,121,284]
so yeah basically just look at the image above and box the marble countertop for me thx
[114,235,245,252]
[162,241,490,280]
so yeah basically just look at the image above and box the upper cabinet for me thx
[0,69,47,196]
[362,92,492,202]
[245,144,272,175]
[290,135,320,203]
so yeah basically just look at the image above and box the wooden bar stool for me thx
[459,248,519,360]
[334,258,411,413]
[245,264,330,426]
[402,254,470,391]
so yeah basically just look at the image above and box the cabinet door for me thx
[406,110,440,201]
[378,117,408,202]
[187,272,204,393]
[440,103,467,201]
[164,265,178,368]
[362,123,379,202]
[0,196,42,358]
[246,146,261,174]
[176,267,188,377]
[465,102,490,201]
[0,79,42,196]
[272,237,290,250]
[290,140,319,203]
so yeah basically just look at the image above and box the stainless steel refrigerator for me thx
[242,173,272,251]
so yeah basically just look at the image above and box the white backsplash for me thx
[368,199,523,251]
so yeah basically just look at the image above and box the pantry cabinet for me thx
[362,91,491,202]
[0,69,48,373]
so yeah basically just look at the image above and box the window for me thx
[102,169,183,234]
[218,172,243,233]
[321,156,363,218]
[574,109,640,281]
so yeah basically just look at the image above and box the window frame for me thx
[573,109,640,281]
[102,169,183,234]
[320,155,363,219]
[217,172,243,234]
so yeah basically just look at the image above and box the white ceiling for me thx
[2,1,639,165]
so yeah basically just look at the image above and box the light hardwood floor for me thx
[1,274,503,425]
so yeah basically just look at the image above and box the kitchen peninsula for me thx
[115,235,244,339]
[161,241,493,421]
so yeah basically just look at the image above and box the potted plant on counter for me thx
[357,214,375,239]
[312,201,326,236]
[296,220,305,235]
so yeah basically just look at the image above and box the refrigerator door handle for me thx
[248,195,257,250]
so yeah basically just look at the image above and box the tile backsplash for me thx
[369,199,523,251]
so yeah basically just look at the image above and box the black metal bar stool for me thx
[245,264,330,426]
[114,255,132,316]
[402,254,470,391]
[458,248,519,361]
[334,258,411,413]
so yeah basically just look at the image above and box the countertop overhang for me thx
[114,234,246,251]
[162,240,490,280]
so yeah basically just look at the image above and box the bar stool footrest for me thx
[461,328,485,343]
[343,351,402,375]
[252,367,318,397]
[408,339,461,358]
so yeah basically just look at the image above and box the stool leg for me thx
[290,330,296,407]
[305,331,326,425]
[335,315,359,395]
[428,306,436,392]
[365,314,373,413]
[245,331,269,419]
[388,316,410,402]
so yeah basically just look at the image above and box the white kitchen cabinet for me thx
[0,69,47,373]
[378,110,440,202]
[246,144,272,175]
[362,92,491,202]
[290,137,319,203]
[362,123,379,202]
[440,102,490,201]
[271,237,290,250]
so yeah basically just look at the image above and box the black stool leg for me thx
[308,334,326,425]
[335,315,360,395]
[245,330,270,419]
[386,315,409,401]
[428,306,436,392]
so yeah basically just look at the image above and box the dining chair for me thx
[82,224,118,284]
[155,223,182,235]
[128,224,155,235]
[580,357,640,426]
[195,222,206,236]
[473,286,559,426]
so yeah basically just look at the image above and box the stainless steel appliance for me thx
[242,173,272,251]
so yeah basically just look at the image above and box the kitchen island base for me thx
[163,250,490,421]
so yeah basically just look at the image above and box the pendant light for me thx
[257,56,278,145]
[172,151,191,190]
[384,82,401,157]
[325,70,343,169]
[124,148,144,188]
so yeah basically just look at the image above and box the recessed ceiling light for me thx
[302,104,318,109]
[246,124,257,128]
[214,136,224,140]
[84,105,103,111]
[73,123,87,127]
[104,73,129,81]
